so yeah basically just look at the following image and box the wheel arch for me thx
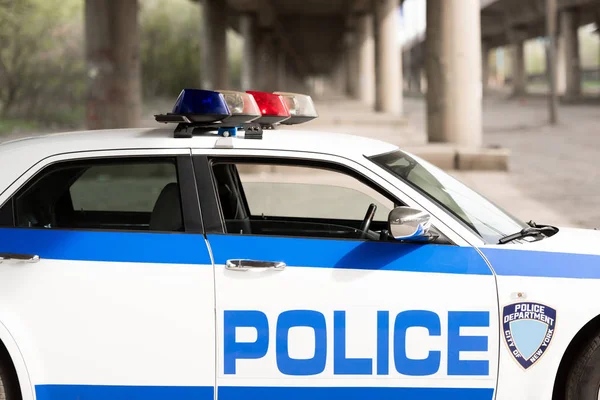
[552,313,600,399]
[0,321,33,400]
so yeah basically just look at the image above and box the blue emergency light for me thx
[154,88,318,138]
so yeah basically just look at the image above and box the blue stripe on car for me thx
[206,234,492,275]
[2,228,596,279]
[482,247,600,279]
[0,228,212,265]
[35,385,213,400]
[35,385,494,400]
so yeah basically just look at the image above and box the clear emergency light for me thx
[154,88,317,139]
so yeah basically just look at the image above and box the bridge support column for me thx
[332,55,347,96]
[240,14,257,90]
[85,0,141,129]
[482,43,490,94]
[277,51,286,90]
[407,48,422,94]
[425,0,482,147]
[559,9,581,98]
[357,14,375,106]
[201,0,228,89]
[346,33,359,98]
[512,40,526,96]
[257,30,276,91]
[374,0,402,114]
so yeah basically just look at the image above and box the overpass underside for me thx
[405,0,600,102]
[84,0,490,149]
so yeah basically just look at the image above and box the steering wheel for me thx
[359,203,377,239]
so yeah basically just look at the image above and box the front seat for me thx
[149,182,183,232]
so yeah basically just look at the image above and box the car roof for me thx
[0,127,397,159]
[0,128,398,196]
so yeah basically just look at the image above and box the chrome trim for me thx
[0,253,40,263]
[225,259,286,271]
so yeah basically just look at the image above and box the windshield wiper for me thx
[498,224,558,244]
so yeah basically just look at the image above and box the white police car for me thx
[0,89,596,400]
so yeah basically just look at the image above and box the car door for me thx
[0,150,215,400]
[193,150,499,400]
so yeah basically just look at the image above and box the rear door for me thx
[194,150,499,400]
[0,150,215,400]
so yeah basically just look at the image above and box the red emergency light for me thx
[246,91,291,125]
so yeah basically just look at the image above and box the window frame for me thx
[0,150,203,234]
[206,156,401,233]
[192,149,486,247]
[193,152,465,245]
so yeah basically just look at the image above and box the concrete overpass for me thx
[85,0,484,150]
[404,0,600,99]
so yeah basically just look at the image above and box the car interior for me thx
[4,161,183,232]
[212,162,398,241]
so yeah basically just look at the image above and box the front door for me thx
[196,153,499,400]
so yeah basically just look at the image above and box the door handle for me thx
[226,259,286,271]
[0,253,40,263]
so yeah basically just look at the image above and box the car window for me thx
[212,162,397,240]
[369,150,527,243]
[0,157,183,232]
[70,163,176,212]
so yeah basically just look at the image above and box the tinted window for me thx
[6,158,183,232]
[70,163,176,212]
[212,162,397,240]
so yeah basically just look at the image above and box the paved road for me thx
[403,93,600,229]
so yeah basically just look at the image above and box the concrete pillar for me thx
[288,70,305,93]
[557,33,567,94]
[425,0,482,147]
[357,14,375,106]
[85,0,141,129]
[406,46,422,94]
[240,14,257,91]
[277,51,286,90]
[201,0,228,89]
[256,30,271,91]
[346,31,359,98]
[374,0,402,114]
[258,31,278,91]
[332,54,347,95]
[560,9,581,97]
[482,43,490,94]
[512,40,526,96]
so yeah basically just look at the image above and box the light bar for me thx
[274,92,318,125]
[217,90,261,125]
[155,88,318,137]
[155,89,260,126]
[246,91,291,125]
[170,89,229,123]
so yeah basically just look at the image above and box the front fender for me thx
[482,246,600,400]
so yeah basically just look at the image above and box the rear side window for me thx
[0,157,183,232]
[69,163,176,212]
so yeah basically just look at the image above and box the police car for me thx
[0,88,596,400]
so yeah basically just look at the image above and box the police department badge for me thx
[502,302,556,370]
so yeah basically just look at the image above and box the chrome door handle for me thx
[226,259,286,271]
[0,253,40,263]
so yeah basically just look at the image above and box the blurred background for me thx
[1,0,599,229]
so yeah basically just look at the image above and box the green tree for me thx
[140,0,202,99]
[0,0,85,125]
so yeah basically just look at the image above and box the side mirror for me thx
[388,206,432,241]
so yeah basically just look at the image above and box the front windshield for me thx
[369,150,527,243]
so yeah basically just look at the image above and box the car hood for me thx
[486,227,600,256]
